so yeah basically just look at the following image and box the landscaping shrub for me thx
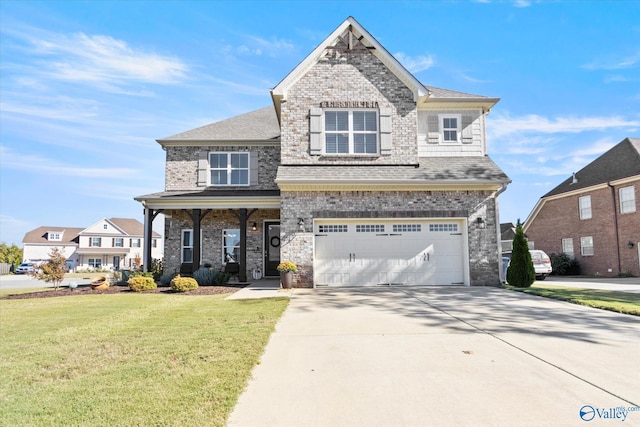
[128,276,157,292]
[506,220,535,288]
[549,252,581,275]
[159,272,176,287]
[170,275,199,292]
[193,267,217,286]
[150,258,164,281]
[215,271,232,285]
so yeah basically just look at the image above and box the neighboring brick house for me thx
[22,218,163,271]
[135,17,510,287]
[524,137,640,277]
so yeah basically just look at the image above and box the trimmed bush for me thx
[159,272,176,287]
[506,220,535,288]
[128,276,157,292]
[214,271,232,285]
[193,268,217,286]
[170,275,199,292]
[549,253,581,276]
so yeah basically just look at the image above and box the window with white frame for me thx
[324,110,378,154]
[209,152,249,186]
[131,238,141,248]
[182,230,194,263]
[223,229,240,263]
[440,114,461,143]
[114,238,124,248]
[90,237,102,247]
[580,236,594,256]
[88,258,102,268]
[579,195,592,220]
[562,238,574,258]
[620,186,636,214]
[48,232,61,241]
[152,239,157,248]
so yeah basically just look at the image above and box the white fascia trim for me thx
[138,196,281,210]
[609,174,640,187]
[419,98,500,111]
[157,139,280,148]
[276,180,503,192]
[271,17,427,102]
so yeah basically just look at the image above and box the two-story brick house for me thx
[135,17,510,286]
[524,138,640,277]
[22,218,163,271]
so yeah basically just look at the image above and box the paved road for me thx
[0,274,95,290]
[228,286,640,427]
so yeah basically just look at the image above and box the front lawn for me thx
[507,284,640,316]
[0,293,289,426]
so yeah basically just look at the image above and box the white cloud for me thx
[394,52,435,73]
[512,0,532,7]
[582,51,640,71]
[0,146,138,179]
[488,113,640,138]
[4,26,189,91]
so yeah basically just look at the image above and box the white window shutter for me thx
[427,115,439,144]
[197,152,208,186]
[250,151,259,185]
[379,108,392,155]
[309,108,322,155]
[461,115,473,144]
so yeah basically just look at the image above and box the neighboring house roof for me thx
[544,137,640,197]
[158,107,280,144]
[276,157,510,190]
[500,223,515,241]
[108,218,161,238]
[22,227,83,245]
[524,137,640,231]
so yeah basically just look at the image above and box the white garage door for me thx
[314,219,467,287]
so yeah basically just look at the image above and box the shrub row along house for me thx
[135,17,511,287]
[525,137,640,277]
[22,218,163,271]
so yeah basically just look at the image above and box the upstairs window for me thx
[209,152,249,186]
[90,237,102,247]
[579,196,592,220]
[114,238,124,248]
[131,239,141,248]
[324,110,378,154]
[439,114,461,143]
[620,186,636,214]
[48,232,61,241]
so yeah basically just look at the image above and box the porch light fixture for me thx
[476,217,485,229]
[251,222,257,231]
[298,218,305,231]
[628,241,635,249]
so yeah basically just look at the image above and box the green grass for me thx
[0,293,289,426]
[507,284,640,316]
[0,287,53,297]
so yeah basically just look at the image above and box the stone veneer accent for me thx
[281,49,418,164]
[165,145,280,191]
[279,190,501,287]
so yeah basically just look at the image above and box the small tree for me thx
[0,243,23,271]
[506,220,535,288]
[33,248,67,290]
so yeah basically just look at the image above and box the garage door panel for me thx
[314,220,466,287]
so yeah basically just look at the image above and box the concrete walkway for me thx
[227,286,640,426]
[542,276,640,293]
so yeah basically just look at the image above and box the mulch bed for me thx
[1,283,248,300]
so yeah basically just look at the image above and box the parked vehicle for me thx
[529,250,552,280]
[15,263,35,274]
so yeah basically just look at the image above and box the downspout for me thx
[608,182,622,275]
[493,183,510,282]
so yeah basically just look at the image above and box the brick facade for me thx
[525,179,640,277]
[280,190,501,287]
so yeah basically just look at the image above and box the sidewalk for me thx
[226,279,293,300]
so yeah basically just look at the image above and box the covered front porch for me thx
[135,189,281,282]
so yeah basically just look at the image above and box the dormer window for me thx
[324,110,378,154]
[48,232,62,241]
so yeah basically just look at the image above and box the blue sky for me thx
[1,0,639,247]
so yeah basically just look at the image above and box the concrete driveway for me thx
[228,286,640,427]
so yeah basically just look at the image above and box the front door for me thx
[113,256,120,270]
[264,221,280,276]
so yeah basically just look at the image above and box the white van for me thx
[530,250,552,280]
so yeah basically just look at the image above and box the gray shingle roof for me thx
[22,227,84,245]
[276,156,510,184]
[544,137,640,197]
[159,107,280,142]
